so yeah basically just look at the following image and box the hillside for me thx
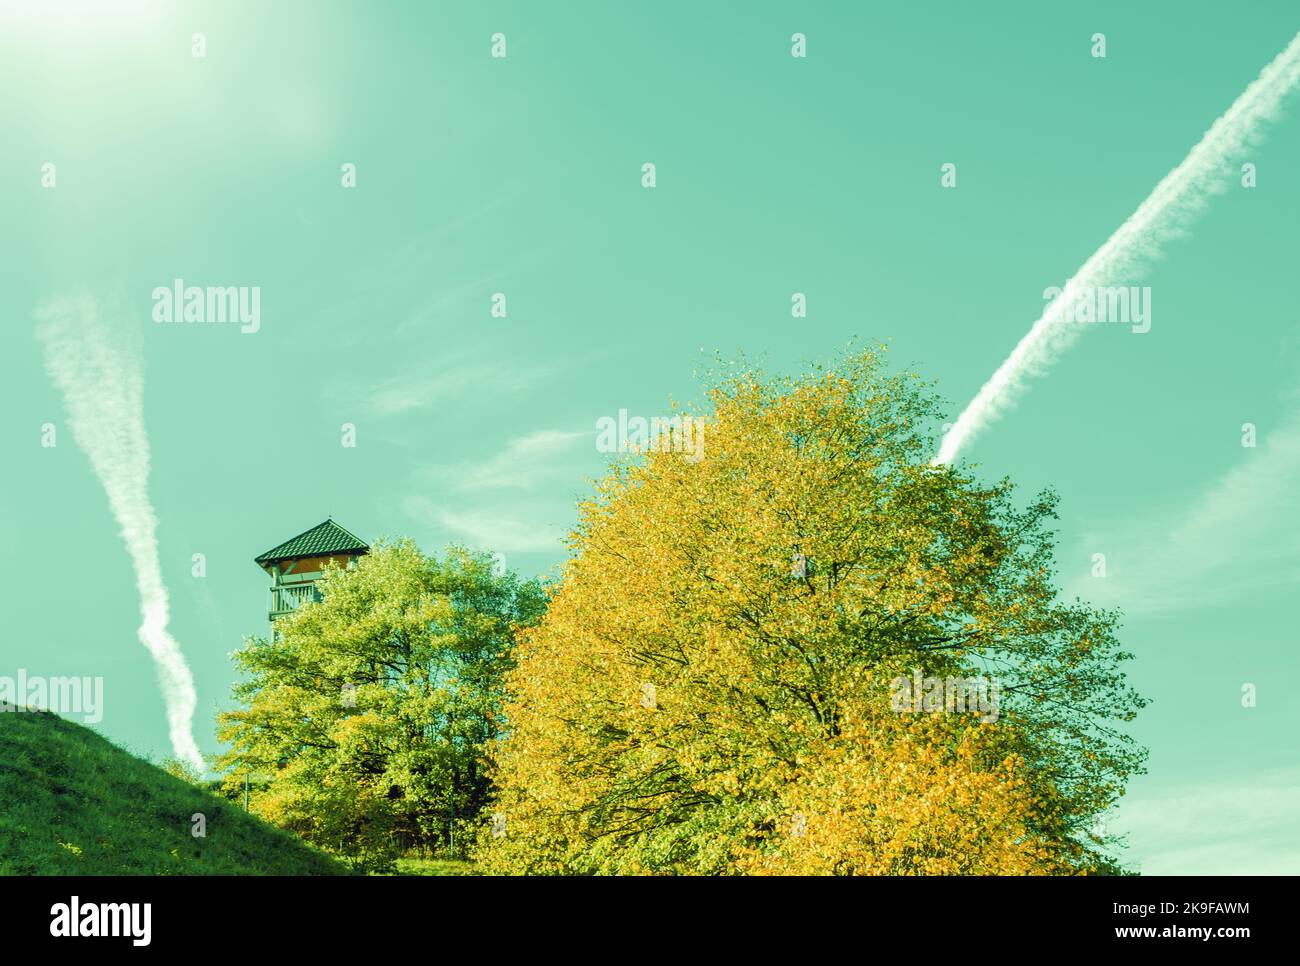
[0,705,345,875]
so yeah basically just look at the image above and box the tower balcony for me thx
[268,579,322,622]
[255,518,370,629]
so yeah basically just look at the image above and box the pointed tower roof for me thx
[254,519,369,566]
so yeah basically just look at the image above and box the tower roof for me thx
[254,519,369,566]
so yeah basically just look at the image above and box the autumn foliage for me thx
[478,350,1145,874]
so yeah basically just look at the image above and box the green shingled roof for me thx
[254,519,369,565]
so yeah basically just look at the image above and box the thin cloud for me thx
[1068,411,1300,616]
[429,429,590,491]
[1114,768,1300,874]
[937,31,1300,464]
[404,497,567,554]
[36,296,203,772]
[365,358,544,417]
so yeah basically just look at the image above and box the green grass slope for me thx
[0,706,345,875]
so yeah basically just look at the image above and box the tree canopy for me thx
[218,541,545,871]
[477,349,1146,875]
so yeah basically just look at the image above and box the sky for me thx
[2,0,1297,874]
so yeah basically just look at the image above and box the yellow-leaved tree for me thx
[479,349,1145,875]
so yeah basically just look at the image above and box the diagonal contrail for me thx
[936,32,1300,466]
[37,296,204,772]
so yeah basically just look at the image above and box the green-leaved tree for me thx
[218,541,545,871]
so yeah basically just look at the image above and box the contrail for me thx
[936,32,1300,465]
[36,296,203,772]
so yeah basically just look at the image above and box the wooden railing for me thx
[270,582,320,618]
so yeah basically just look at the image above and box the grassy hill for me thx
[0,705,345,875]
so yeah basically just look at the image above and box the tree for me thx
[478,349,1146,875]
[217,541,545,871]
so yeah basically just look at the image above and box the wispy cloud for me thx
[1067,411,1300,616]
[404,497,567,554]
[937,31,1300,464]
[36,296,203,771]
[1114,768,1300,874]
[428,429,590,491]
[365,358,546,417]
[397,427,593,560]
[291,187,536,344]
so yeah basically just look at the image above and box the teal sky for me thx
[3,1,1298,874]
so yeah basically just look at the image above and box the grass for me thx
[0,705,346,875]
[391,856,477,876]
